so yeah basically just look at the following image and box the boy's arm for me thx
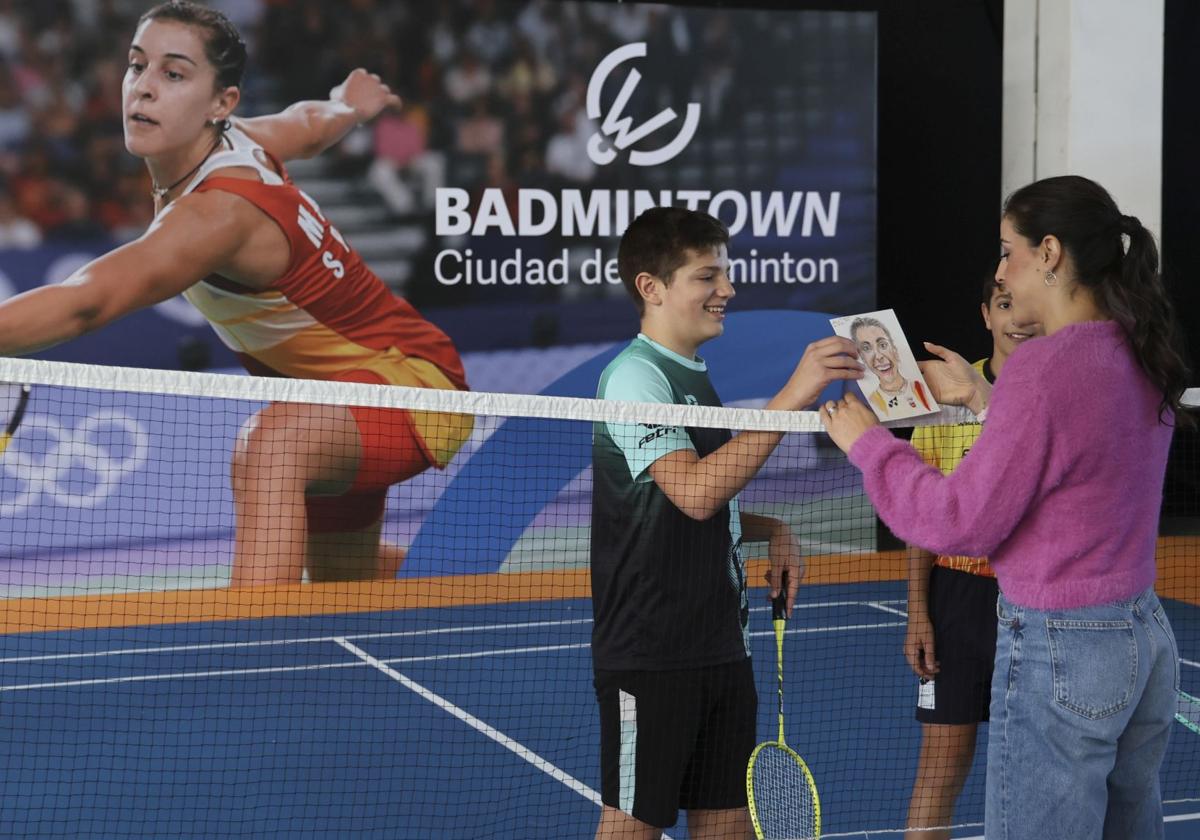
[648,335,863,519]
[904,546,938,679]
[648,431,782,520]
[237,69,401,162]
[903,423,941,678]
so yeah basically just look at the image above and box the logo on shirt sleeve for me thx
[638,425,679,447]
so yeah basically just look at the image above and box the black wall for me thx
[1164,0,1199,528]
[1164,0,1200,377]
[670,0,1006,353]
[875,1,1004,358]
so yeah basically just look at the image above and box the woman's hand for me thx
[917,341,991,415]
[330,68,402,124]
[819,393,879,453]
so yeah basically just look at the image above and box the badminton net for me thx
[0,357,1195,839]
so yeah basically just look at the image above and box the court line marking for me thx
[0,660,364,692]
[0,620,906,692]
[811,810,1200,838]
[335,636,600,804]
[0,600,907,664]
[865,601,908,618]
[813,826,981,839]
[3,619,1194,836]
[328,637,691,837]
[0,618,596,664]
[752,621,906,637]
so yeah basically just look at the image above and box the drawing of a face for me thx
[853,323,904,390]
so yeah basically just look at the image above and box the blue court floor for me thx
[1,581,1197,839]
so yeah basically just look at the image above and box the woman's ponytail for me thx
[1107,215,1192,425]
[1004,177,1192,426]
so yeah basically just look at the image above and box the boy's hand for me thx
[772,336,864,410]
[330,68,402,124]
[762,521,804,617]
[905,607,940,680]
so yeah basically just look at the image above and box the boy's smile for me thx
[645,244,733,359]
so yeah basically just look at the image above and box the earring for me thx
[1044,269,1057,286]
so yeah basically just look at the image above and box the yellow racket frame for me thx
[747,574,821,839]
[747,740,820,839]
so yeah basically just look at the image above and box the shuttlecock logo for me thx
[586,42,701,167]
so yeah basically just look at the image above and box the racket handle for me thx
[772,569,789,621]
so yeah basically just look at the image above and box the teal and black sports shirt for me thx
[590,334,750,671]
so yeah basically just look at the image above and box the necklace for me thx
[151,135,223,202]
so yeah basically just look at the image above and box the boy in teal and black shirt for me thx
[590,207,863,838]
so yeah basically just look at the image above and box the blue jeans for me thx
[986,588,1179,840]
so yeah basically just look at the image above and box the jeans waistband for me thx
[999,586,1159,617]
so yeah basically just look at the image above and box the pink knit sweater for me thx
[848,320,1174,609]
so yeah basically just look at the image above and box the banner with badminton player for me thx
[0,3,877,367]
[0,1,881,597]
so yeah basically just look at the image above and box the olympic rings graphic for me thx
[0,410,149,515]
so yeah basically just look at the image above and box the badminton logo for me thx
[0,411,149,514]
[586,42,701,167]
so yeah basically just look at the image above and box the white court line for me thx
[751,599,906,613]
[0,659,363,692]
[0,618,595,664]
[751,621,906,638]
[807,807,1200,837]
[379,641,590,665]
[802,825,981,839]
[0,620,907,692]
[0,600,906,665]
[328,637,693,837]
[865,601,908,618]
[335,637,599,804]
[0,644,588,693]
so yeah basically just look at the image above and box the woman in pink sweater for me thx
[823,175,1191,840]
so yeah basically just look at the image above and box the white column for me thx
[1001,0,1163,238]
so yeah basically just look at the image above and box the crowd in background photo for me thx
[0,0,750,248]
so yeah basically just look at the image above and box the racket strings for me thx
[750,744,817,839]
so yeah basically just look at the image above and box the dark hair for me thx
[981,269,1000,307]
[140,1,247,91]
[617,207,729,315]
[1003,175,1192,424]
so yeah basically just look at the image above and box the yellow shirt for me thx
[909,359,995,577]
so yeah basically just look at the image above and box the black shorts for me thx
[594,659,757,828]
[915,565,1000,725]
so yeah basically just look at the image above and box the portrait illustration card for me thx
[830,309,940,420]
